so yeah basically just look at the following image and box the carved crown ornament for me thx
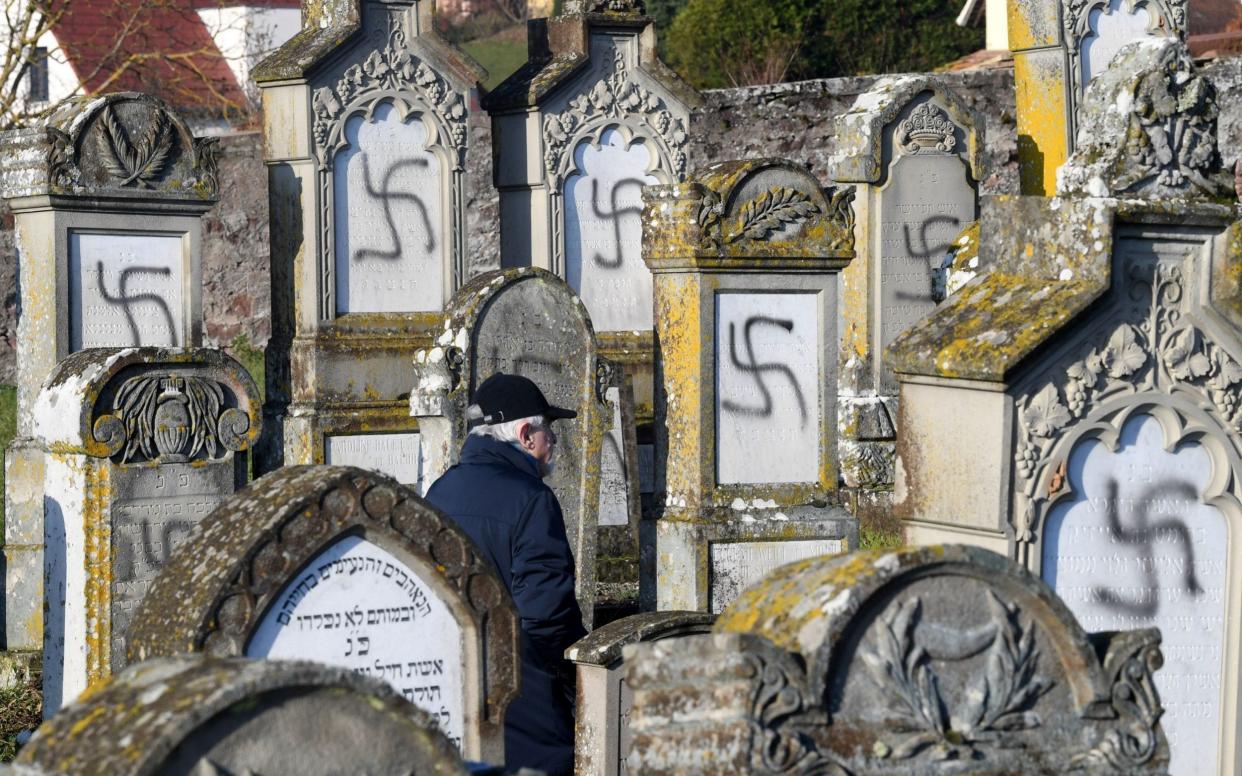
[44,95,219,199]
[895,102,957,155]
[93,373,252,465]
[542,48,688,189]
[1012,260,1242,542]
[311,17,468,170]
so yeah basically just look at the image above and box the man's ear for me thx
[516,420,534,448]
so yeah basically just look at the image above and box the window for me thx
[28,47,48,103]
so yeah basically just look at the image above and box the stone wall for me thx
[4,59,1242,382]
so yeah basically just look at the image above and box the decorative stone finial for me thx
[564,0,646,14]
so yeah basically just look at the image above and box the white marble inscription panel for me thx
[1043,414,1226,776]
[709,539,846,613]
[69,232,184,350]
[715,293,819,484]
[1081,0,1155,87]
[564,128,658,332]
[878,150,974,360]
[248,535,466,748]
[324,433,423,491]
[334,103,443,314]
[598,387,631,527]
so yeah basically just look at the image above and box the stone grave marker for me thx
[625,545,1171,775]
[253,0,491,475]
[31,348,259,714]
[15,656,467,775]
[0,93,217,653]
[889,38,1242,775]
[566,611,714,776]
[128,465,520,762]
[411,266,609,623]
[641,159,859,612]
[829,77,982,490]
[595,375,643,611]
[1008,0,1185,194]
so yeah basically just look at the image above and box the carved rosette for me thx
[895,103,957,155]
[1012,262,1242,541]
[695,185,855,253]
[541,48,688,190]
[310,19,468,170]
[92,374,251,464]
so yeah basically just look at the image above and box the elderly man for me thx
[425,372,586,776]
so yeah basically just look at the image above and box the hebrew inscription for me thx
[1043,414,1225,776]
[709,539,846,613]
[715,293,819,484]
[564,129,658,332]
[324,433,423,491]
[334,103,443,314]
[69,232,183,350]
[247,535,466,749]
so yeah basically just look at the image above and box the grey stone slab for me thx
[708,538,847,614]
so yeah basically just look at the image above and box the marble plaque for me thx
[1043,414,1226,776]
[878,150,975,362]
[564,129,658,332]
[471,278,593,550]
[709,539,846,614]
[334,103,444,314]
[325,433,423,491]
[69,231,184,350]
[1081,2,1155,87]
[110,462,232,670]
[598,387,630,527]
[715,292,819,484]
[247,534,467,749]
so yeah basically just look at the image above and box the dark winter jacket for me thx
[425,434,586,776]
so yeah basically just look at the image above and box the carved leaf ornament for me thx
[96,105,174,187]
[93,374,250,464]
[695,185,855,252]
[541,48,688,188]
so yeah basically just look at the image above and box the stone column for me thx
[641,159,859,613]
[0,94,218,652]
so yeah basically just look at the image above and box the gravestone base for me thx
[3,441,45,651]
[655,508,857,613]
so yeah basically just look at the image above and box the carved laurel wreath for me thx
[541,48,688,188]
[696,185,855,252]
[92,374,250,464]
[1013,262,1242,540]
[311,18,468,167]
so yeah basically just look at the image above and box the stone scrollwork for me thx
[93,374,251,464]
[895,103,957,155]
[1069,630,1166,772]
[743,648,851,776]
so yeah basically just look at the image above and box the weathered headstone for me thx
[128,465,519,762]
[566,611,714,776]
[253,0,491,475]
[890,38,1241,775]
[411,266,609,623]
[15,656,468,775]
[31,348,259,714]
[0,93,218,653]
[595,376,643,613]
[625,545,1170,775]
[829,77,983,490]
[1008,0,1185,194]
[641,159,859,612]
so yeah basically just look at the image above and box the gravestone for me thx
[1008,0,1185,194]
[411,267,609,623]
[829,77,983,490]
[15,656,467,775]
[566,611,714,776]
[595,376,642,613]
[641,159,859,612]
[889,38,1242,775]
[128,465,519,762]
[29,348,259,714]
[253,0,492,476]
[624,545,1171,775]
[0,93,217,653]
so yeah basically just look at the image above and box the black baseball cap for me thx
[472,373,577,425]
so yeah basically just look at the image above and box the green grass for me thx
[227,333,265,405]
[859,525,904,551]
[462,30,528,91]
[0,677,40,762]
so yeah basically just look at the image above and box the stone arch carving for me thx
[310,15,468,317]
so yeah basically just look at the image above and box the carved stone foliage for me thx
[542,48,687,189]
[93,373,251,465]
[311,17,467,169]
[1013,260,1242,540]
[1069,630,1166,773]
[895,103,957,155]
[695,185,855,253]
[1063,0,1185,100]
[46,94,218,198]
[742,648,850,776]
[565,0,646,13]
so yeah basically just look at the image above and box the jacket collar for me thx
[460,434,542,479]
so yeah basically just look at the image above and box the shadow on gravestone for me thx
[13,656,467,775]
[625,545,1168,775]
[126,466,519,764]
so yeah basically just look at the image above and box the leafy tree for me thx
[814,0,983,78]
[666,0,819,89]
